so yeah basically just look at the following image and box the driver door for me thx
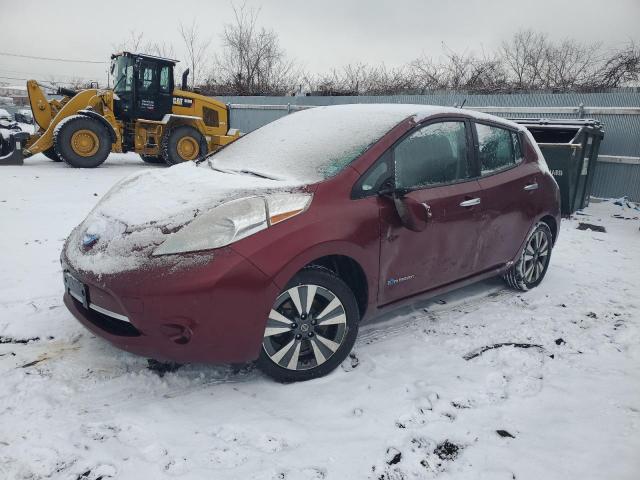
[378,119,484,305]
[135,61,173,121]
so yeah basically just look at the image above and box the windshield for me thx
[206,104,419,183]
[112,55,134,94]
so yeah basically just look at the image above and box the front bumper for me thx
[62,247,280,363]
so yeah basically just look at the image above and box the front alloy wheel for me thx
[257,267,359,382]
[504,222,553,291]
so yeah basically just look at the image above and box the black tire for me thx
[43,147,61,162]
[503,222,553,291]
[140,154,165,164]
[257,266,360,382]
[161,125,207,166]
[53,115,111,168]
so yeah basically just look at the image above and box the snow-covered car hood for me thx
[65,162,304,275]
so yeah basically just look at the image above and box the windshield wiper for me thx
[236,169,280,180]
[206,158,232,174]
[205,160,280,180]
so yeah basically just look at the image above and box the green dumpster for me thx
[513,119,604,216]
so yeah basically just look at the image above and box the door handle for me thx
[524,182,539,191]
[420,202,433,219]
[459,198,481,207]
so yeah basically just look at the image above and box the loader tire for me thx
[140,154,165,164]
[161,125,207,166]
[43,147,61,162]
[54,116,111,168]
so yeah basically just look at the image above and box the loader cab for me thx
[110,52,176,122]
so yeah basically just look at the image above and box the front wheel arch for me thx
[303,255,368,318]
[268,241,376,314]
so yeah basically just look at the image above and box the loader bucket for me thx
[0,130,29,166]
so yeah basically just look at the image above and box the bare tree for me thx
[119,26,640,95]
[499,31,639,91]
[500,30,550,89]
[211,3,297,95]
[178,20,212,89]
[113,31,176,59]
[113,30,146,53]
[592,41,640,88]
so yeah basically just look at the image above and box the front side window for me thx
[112,56,134,94]
[203,107,219,127]
[353,150,392,197]
[394,121,470,189]
[476,123,517,174]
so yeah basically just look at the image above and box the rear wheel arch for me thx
[504,221,553,291]
[161,124,207,165]
[163,116,207,137]
[540,215,558,245]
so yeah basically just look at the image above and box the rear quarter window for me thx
[476,123,518,175]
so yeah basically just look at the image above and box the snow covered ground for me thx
[1,154,639,480]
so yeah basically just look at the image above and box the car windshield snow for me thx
[204,104,419,183]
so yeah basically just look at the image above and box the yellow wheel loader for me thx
[0,52,240,167]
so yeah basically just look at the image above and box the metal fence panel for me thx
[222,91,640,201]
[591,161,640,201]
[222,93,640,156]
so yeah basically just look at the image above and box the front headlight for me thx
[153,193,312,256]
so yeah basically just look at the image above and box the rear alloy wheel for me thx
[53,115,111,168]
[503,222,553,291]
[257,267,359,382]
[161,125,207,165]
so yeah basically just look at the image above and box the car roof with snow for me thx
[208,104,523,183]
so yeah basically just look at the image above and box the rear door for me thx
[377,119,484,305]
[473,122,540,270]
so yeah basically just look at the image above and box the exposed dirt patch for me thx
[147,359,183,377]
[433,440,461,461]
[0,335,40,344]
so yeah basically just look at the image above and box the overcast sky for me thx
[1,0,639,86]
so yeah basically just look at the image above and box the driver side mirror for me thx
[393,194,431,232]
[378,183,431,232]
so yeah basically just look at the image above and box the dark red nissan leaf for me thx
[61,104,560,382]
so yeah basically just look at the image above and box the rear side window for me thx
[139,64,155,91]
[159,66,171,93]
[395,121,470,189]
[203,107,219,127]
[476,123,518,174]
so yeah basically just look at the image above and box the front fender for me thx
[24,89,99,156]
[77,109,117,143]
[269,240,374,293]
